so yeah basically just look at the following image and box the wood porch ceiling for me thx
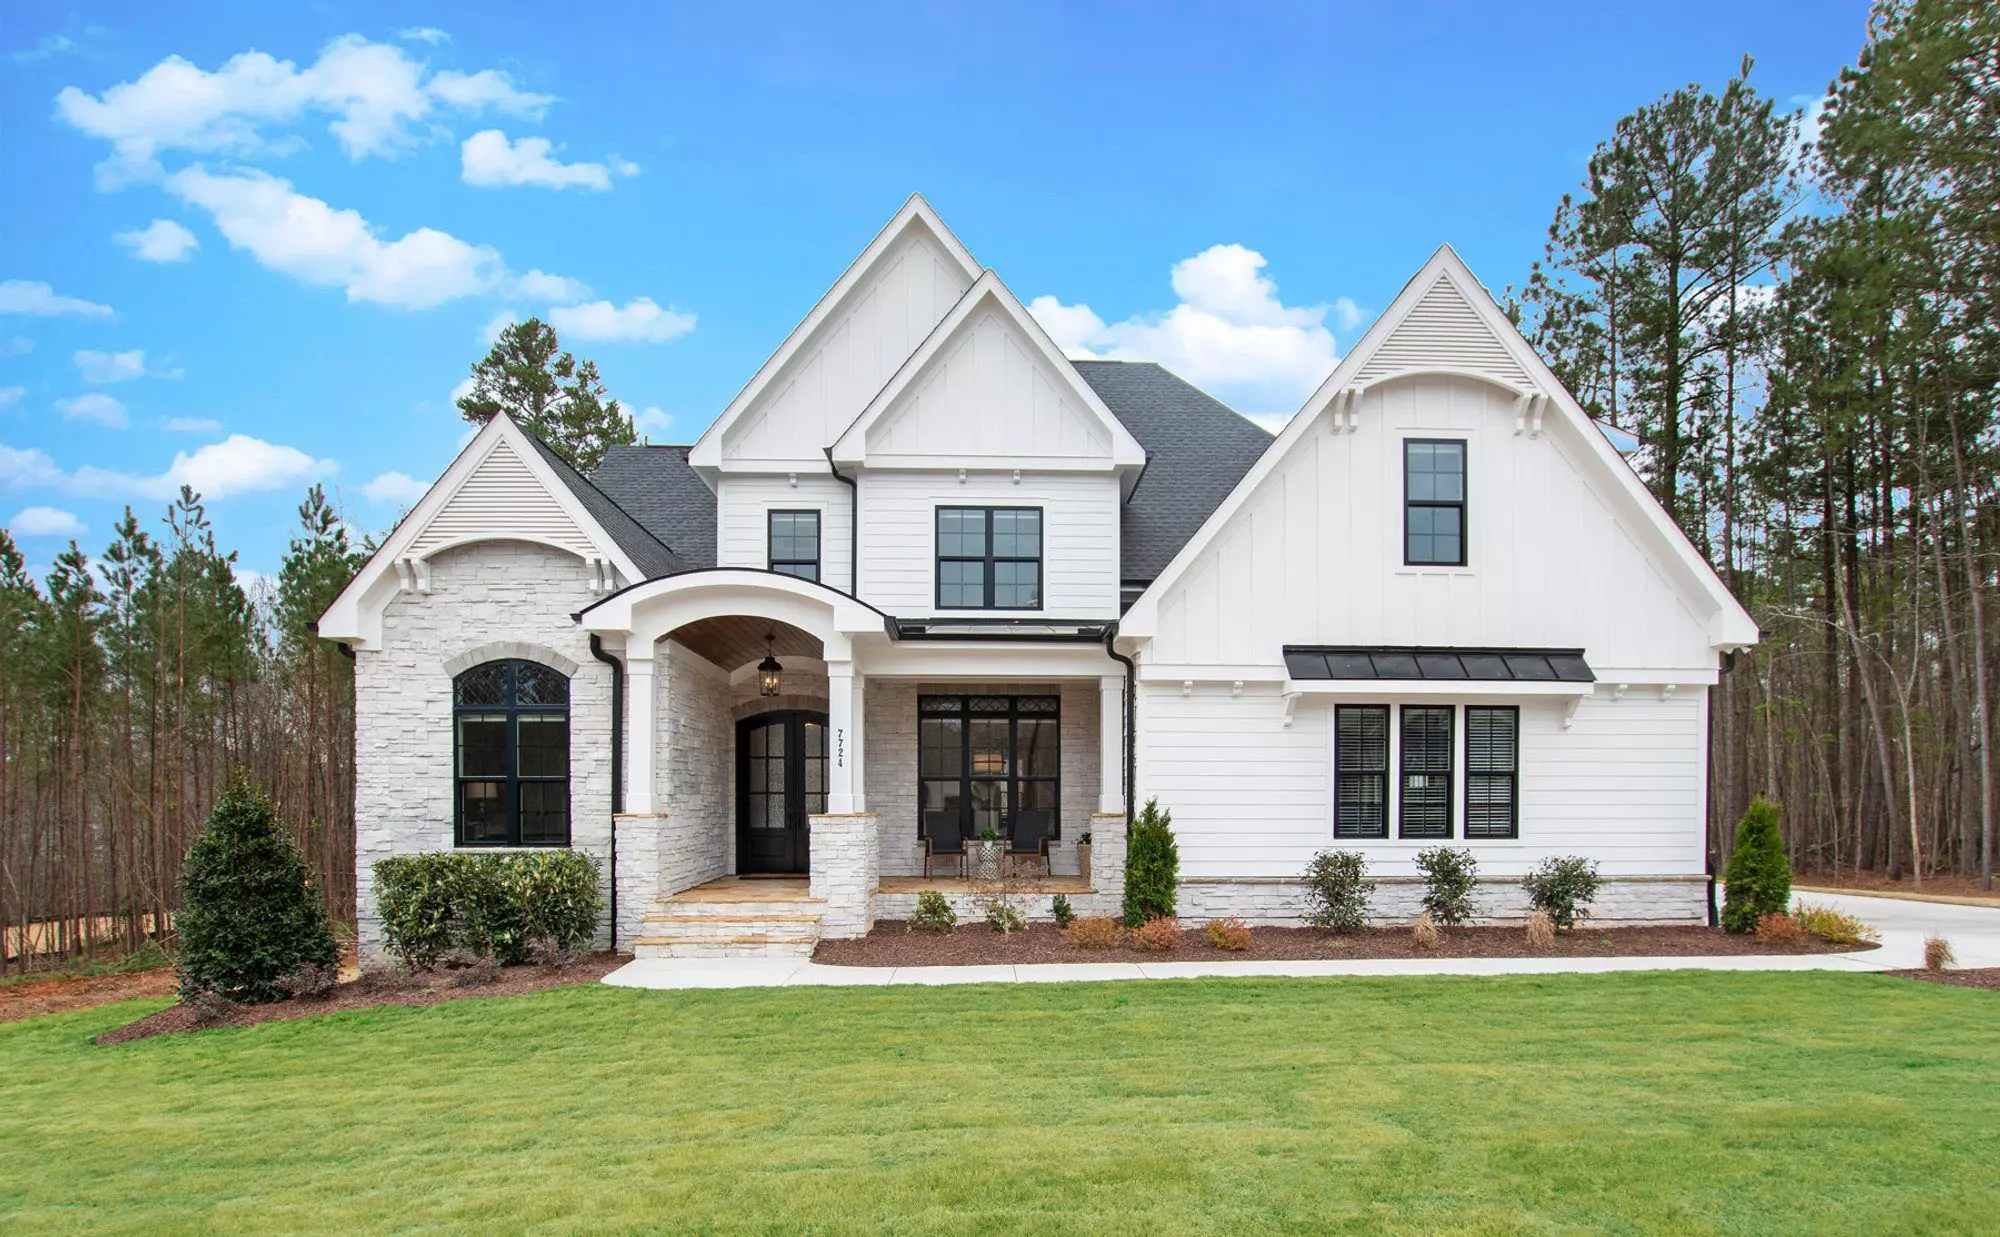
[666,616,823,672]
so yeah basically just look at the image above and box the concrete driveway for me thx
[1792,890,2000,969]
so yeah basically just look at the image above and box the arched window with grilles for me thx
[453,659,571,847]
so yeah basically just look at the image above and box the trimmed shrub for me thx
[1301,850,1374,933]
[909,889,957,933]
[1130,916,1182,951]
[986,902,1026,934]
[1121,799,1180,927]
[1411,911,1440,950]
[1050,893,1076,928]
[1755,912,1809,947]
[1066,916,1123,949]
[1924,934,1955,971]
[1792,901,1880,947]
[1203,917,1252,951]
[176,774,338,1005]
[374,853,460,970]
[374,851,601,969]
[1415,846,1478,927]
[1520,856,1602,930]
[1721,796,1791,933]
[1525,908,1556,950]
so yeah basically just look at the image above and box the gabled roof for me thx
[829,270,1146,470]
[520,434,684,578]
[592,443,718,568]
[1118,245,1759,650]
[688,194,982,471]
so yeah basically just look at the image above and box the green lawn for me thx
[3,973,1995,1235]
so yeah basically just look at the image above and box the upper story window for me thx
[936,507,1042,610]
[1405,439,1467,566]
[454,659,570,847]
[768,510,821,582]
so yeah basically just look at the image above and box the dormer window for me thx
[1405,439,1466,566]
[768,510,821,581]
[937,507,1042,609]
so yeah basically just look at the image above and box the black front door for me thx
[736,711,827,874]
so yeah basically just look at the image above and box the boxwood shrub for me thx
[375,851,601,970]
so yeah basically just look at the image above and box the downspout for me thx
[589,635,624,951]
[824,447,859,596]
[1706,650,1735,928]
[1102,625,1137,832]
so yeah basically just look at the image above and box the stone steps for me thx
[634,895,824,959]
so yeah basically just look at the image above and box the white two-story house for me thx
[320,195,1758,958]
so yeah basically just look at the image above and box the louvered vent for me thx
[1354,275,1533,389]
[409,439,597,561]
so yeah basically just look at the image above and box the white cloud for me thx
[0,280,114,318]
[7,506,86,538]
[2,337,30,356]
[398,27,450,45]
[631,406,673,437]
[9,34,78,64]
[232,564,279,597]
[0,386,23,406]
[5,435,330,500]
[461,130,615,191]
[477,309,518,345]
[450,376,477,406]
[114,218,200,263]
[162,416,223,433]
[508,270,591,302]
[0,444,65,488]
[54,34,553,185]
[166,167,502,309]
[1028,244,1348,415]
[548,297,696,344]
[1245,412,1294,435]
[57,392,130,428]
[610,156,640,178]
[75,348,148,383]
[363,470,429,506]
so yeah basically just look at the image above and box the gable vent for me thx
[1354,275,1532,390]
[409,438,597,562]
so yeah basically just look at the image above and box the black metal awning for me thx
[1282,645,1594,683]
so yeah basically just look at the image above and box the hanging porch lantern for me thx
[758,631,784,697]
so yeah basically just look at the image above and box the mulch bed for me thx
[0,969,177,1024]
[95,953,625,1045]
[1885,967,2000,992]
[814,922,1865,967]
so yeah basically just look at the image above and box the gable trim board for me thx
[689,194,983,473]
[830,270,1147,472]
[319,413,652,650]
[1116,245,1758,653]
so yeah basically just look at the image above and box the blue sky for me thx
[2,1,1870,583]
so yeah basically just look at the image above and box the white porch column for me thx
[625,653,656,815]
[848,671,867,812]
[827,659,855,813]
[1098,674,1125,815]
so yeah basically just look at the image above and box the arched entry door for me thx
[736,711,827,874]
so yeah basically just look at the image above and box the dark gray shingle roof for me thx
[1072,360,1274,584]
[591,443,718,569]
[519,431,687,578]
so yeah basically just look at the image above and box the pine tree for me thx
[457,318,636,472]
[1121,799,1180,926]
[1721,796,1792,932]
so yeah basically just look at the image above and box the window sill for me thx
[1393,566,1475,578]
[452,841,574,850]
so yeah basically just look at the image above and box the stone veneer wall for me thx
[1177,875,1708,926]
[809,813,879,937]
[863,680,1100,879]
[353,541,617,960]
[653,640,734,896]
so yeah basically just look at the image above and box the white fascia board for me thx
[688,194,983,472]
[1282,678,1593,699]
[1121,244,1757,651]
[1136,663,1289,684]
[828,271,1147,470]
[856,642,1117,680]
[315,414,641,649]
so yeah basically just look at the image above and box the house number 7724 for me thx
[835,728,845,768]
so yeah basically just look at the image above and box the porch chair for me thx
[1006,810,1054,877]
[923,810,966,879]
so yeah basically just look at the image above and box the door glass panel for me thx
[803,722,827,814]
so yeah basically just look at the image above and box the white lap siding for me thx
[716,474,854,591]
[353,541,615,958]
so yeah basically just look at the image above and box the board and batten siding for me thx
[1148,374,1716,675]
[856,471,1119,618]
[407,438,599,564]
[722,229,973,466]
[716,474,855,591]
[1138,683,1706,880]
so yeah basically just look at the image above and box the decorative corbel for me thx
[1562,694,1583,730]
[392,557,414,593]
[1282,691,1301,727]
[1661,682,1677,701]
[1181,680,1194,698]
[1529,394,1547,438]
[957,468,967,485]
[1231,680,1243,696]
[1512,392,1532,436]
[787,472,798,488]
[411,557,431,594]
[1613,683,1628,701]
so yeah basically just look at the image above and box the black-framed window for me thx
[936,507,1042,609]
[768,510,821,581]
[918,695,1059,839]
[454,659,570,847]
[1335,705,1390,839]
[1405,439,1467,566]
[1465,706,1520,839]
[1399,705,1454,839]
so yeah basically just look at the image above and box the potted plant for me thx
[1076,831,1093,881]
[970,827,1002,880]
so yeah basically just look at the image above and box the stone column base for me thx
[809,812,880,939]
[1088,811,1127,912]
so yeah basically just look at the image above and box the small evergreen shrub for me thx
[1411,911,1440,950]
[1203,917,1252,951]
[176,774,338,1005]
[1066,917,1123,949]
[1525,908,1556,950]
[909,889,958,933]
[1121,799,1180,927]
[1050,893,1076,928]
[1754,912,1809,947]
[986,903,1026,934]
[1301,850,1374,933]
[374,853,460,970]
[1721,796,1791,933]
[1520,856,1602,930]
[1792,901,1879,947]
[1923,934,1955,971]
[1415,846,1478,927]
[1130,916,1182,951]
[373,851,601,968]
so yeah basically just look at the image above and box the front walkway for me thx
[604,890,2000,990]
